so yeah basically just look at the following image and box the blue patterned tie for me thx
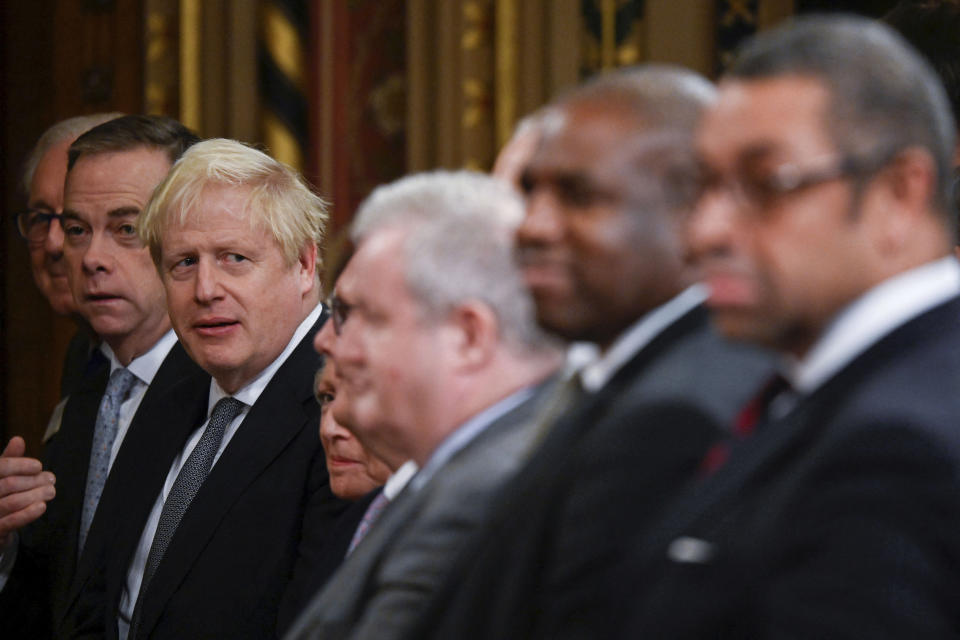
[79,367,137,554]
[347,490,391,555]
[129,396,245,637]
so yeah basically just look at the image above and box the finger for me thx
[0,501,47,540]
[0,456,44,478]
[0,484,56,520]
[1,437,25,459]
[0,472,56,498]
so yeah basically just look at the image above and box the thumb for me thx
[2,436,26,458]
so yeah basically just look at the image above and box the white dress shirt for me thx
[788,256,960,394]
[580,285,706,392]
[117,304,323,639]
[0,330,177,591]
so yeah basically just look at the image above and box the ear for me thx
[297,243,318,295]
[446,301,499,372]
[867,147,937,254]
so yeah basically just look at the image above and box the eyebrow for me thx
[108,207,141,218]
[27,199,55,212]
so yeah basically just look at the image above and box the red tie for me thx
[700,374,790,475]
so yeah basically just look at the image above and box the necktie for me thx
[700,374,791,475]
[129,397,245,636]
[79,367,137,553]
[347,490,391,555]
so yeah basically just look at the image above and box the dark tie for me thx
[129,397,245,637]
[79,367,137,553]
[700,374,791,475]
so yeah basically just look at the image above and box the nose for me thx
[194,259,223,303]
[314,316,336,355]
[44,217,65,260]
[516,188,564,248]
[81,232,114,274]
[685,189,739,265]
[320,406,352,443]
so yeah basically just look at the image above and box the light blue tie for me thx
[79,367,137,554]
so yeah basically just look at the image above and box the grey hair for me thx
[351,170,552,354]
[22,112,124,194]
[729,14,957,222]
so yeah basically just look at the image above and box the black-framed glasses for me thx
[14,209,64,246]
[326,293,353,336]
[699,150,894,212]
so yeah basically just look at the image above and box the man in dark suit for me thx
[0,115,201,640]
[61,137,349,640]
[626,16,960,638]
[284,171,564,639]
[407,66,771,639]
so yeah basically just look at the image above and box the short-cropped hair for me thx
[351,170,551,354]
[729,14,957,220]
[68,114,200,170]
[138,138,329,271]
[22,112,124,194]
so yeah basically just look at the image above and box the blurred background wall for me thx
[0,0,898,454]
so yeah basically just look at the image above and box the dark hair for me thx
[67,114,200,170]
[885,0,960,127]
[729,14,956,221]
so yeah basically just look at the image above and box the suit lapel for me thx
[42,359,110,605]
[639,295,960,565]
[58,344,210,626]
[135,318,324,636]
[525,305,711,486]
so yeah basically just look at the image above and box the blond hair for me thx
[138,138,329,270]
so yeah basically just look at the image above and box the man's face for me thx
[27,139,74,314]
[689,76,877,356]
[516,101,686,349]
[62,148,173,361]
[319,228,446,463]
[159,183,315,393]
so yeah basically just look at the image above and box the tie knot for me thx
[106,367,138,402]
[209,397,245,429]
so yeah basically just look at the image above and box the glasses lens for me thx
[17,210,55,243]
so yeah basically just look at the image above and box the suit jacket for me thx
[408,304,773,639]
[63,314,351,640]
[0,342,204,640]
[284,376,558,640]
[627,296,960,639]
[276,489,378,634]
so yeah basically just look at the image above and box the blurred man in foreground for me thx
[628,16,960,637]
[286,170,563,639]
[410,65,770,639]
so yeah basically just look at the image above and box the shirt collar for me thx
[789,256,960,393]
[101,330,178,386]
[409,384,537,492]
[580,285,706,392]
[206,302,324,413]
[383,460,418,500]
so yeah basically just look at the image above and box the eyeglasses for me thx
[325,293,353,336]
[698,151,893,212]
[14,209,63,246]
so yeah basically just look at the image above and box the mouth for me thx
[328,455,361,468]
[193,317,240,337]
[703,271,756,308]
[85,292,123,305]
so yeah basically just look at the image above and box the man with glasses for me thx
[0,115,202,639]
[625,16,960,637]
